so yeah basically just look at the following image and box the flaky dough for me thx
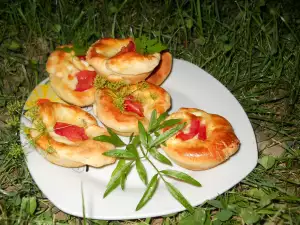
[94,82,171,136]
[46,45,96,107]
[161,108,240,170]
[146,51,173,86]
[86,38,161,84]
[29,102,116,168]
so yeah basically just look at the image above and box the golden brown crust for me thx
[86,38,161,84]
[146,51,173,85]
[46,45,96,107]
[161,108,240,170]
[94,82,171,136]
[29,102,116,168]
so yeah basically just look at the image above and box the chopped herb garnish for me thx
[94,75,127,91]
[105,81,149,112]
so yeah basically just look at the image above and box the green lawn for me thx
[0,0,300,224]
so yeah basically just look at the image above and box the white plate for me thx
[20,59,258,220]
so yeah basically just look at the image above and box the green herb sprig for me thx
[56,43,88,56]
[94,110,201,212]
[95,79,149,112]
[135,36,168,55]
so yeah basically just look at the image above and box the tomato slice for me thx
[118,41,136,55]
[36,98,51,105]
[124,96,144,117]
[54,122,88,141]
[176,119,200,141]
[75,70,97,92]
[77,55,86,60]
[198,123,207,140]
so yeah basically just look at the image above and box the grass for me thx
[0,0,300,224]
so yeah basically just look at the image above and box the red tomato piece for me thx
[77,55,86,60]
[118,41,136,55]
[75,70,97,92]
[198,123,207,140]
[36,98,51,105]
[124,97,144,117]
[54,122,88,141]
[176,119,200,141]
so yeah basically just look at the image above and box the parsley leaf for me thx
[73,43,88,56]
[56,43,88,56]
[135,36,167,54]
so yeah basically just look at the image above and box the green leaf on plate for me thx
[102,149,137,159]
[258,155,276,170]
[136,159,148,185]
[131,136,141,147]
[112,159,125,177]
[165,181,194,213]
[148,109,157,132]
[157,112,168,124]
[150,123,185,147]
[107,127,126,147]
[129,133,134,143]
[138,121,148,147]
[126,144,139,156]
[136,174,159,211]
[94,127,126,147]
[120,175,126,190]
[103,161,133,197]
[216,209,233,221]
[154,131,160,137]
[106,159,125,193]
[158,119,182,130]
[149,147,172,165]
[93,135,112,143]
[120,162,133,190]
[151,112,169,132]
[160,170,201,187]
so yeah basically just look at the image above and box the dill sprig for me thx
[24,105,47,134]
[25,105,39,121]
[23,105,51,152]
[33,118,47,134]
[107,81,149,112]
[107,90,126,112]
